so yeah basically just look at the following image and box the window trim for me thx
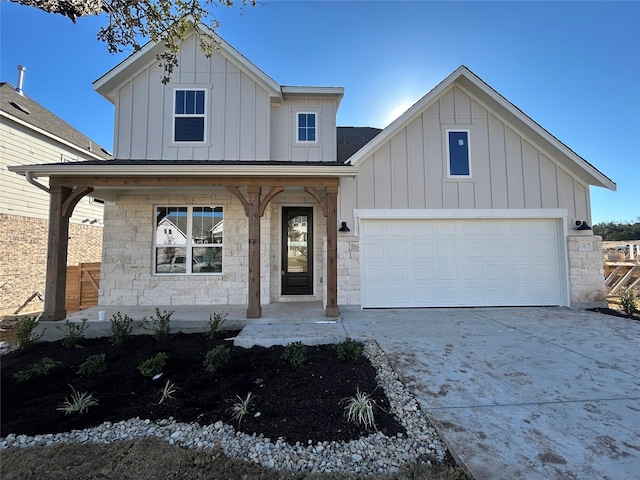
[446,129,472,178]
[296,112,318,144]
[172,88,207,144]
[154,205,223,275]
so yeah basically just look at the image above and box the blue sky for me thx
[1,1,638,224]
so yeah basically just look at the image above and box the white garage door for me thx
[360,217,564,308]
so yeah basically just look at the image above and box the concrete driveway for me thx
[341,306,640,480]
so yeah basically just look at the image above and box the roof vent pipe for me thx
[16,65,26,96]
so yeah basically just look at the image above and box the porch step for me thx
[233,321,348,348]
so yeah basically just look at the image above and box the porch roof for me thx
[8,160,358,179]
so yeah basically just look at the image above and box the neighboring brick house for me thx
[9,25,614,321]
[0,79,111,317]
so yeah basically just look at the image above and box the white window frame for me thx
[446,129,472,178]
[172,89,207,144]
[296,112,318,144]
[154,205,223,275]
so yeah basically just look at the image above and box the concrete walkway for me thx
[341,306,640,480]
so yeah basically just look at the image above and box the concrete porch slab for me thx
[34,302,332,343]
[234,321,348,348]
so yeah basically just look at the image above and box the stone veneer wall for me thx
[0,213,103,317]
[100,192,329,308]
[567,235,607,308]
[337,236,361,306]
[99,193,266,307]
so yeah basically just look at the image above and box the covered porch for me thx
[9,162,358,321]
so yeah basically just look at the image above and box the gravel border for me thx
[1,341,447,475]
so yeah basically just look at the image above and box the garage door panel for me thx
[388,244,408,258]
[360,217,564,308]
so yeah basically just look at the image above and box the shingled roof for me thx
[0,82,112,161]
[337,126,382,163]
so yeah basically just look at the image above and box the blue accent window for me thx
[297,113,316,142]
[174,90,205,142]
[448,131,470,176]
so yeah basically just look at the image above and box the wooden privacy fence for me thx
[65,262,101,313]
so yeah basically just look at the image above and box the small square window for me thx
[174,89,206,142]
[448,131,470,176]
[297,113,317,143]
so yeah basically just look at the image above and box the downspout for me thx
[25,171,50,193]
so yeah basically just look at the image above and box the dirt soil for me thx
[1,332,404,443]
[1,436,472,480]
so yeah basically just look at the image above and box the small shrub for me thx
[282,341,306,368]
[58,318,88,349]
[109,312,134,344]
[618,287,638,316]
[206,312,227,339]
[228,392,254,426]
[158,380,179,404]
[138,352,168,377]
[13,357,61,382]
[143,308,173,342]
[336,337,364,361]
[78,353,106,377]
[342,388,378,430]
[203,346,230,372]
[15,315,44,348]
[57,385,98,415]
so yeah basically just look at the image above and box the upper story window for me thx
[174,89,206,142]
[447,130,471,176]
[297,113,317,143]
[155,206,223,275]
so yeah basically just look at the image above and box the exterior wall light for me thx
[575,220,592,231]
[339,221,350,232]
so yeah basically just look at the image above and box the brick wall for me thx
[0,213,103,317]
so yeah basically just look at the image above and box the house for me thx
[0,75,111,318]
[8,26,614,321]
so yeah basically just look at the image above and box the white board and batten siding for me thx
[357,210,569,308]
[114,34,271,161]
[339,85,591,232]
[0,120,103,223]
[270,97,339,162]
[113,33,339,163]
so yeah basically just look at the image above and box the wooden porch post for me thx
[247,186,262,318]
[42,185,72,321]
[41,184,94,321]
[325,186,339,317]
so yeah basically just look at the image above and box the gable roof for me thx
[94,28,279,103]
[0,82,112,161]
[347,66,615,191]
[94,23,344,107]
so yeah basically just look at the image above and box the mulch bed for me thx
[1,332,404,444]
[587,307,640,321]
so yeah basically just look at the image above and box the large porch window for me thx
[154,206,223,274]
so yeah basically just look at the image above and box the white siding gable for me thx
[113,33,271,161]
[339,84,591,230]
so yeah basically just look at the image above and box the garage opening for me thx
[358,216,567,308]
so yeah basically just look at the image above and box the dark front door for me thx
[282,207,313,295]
